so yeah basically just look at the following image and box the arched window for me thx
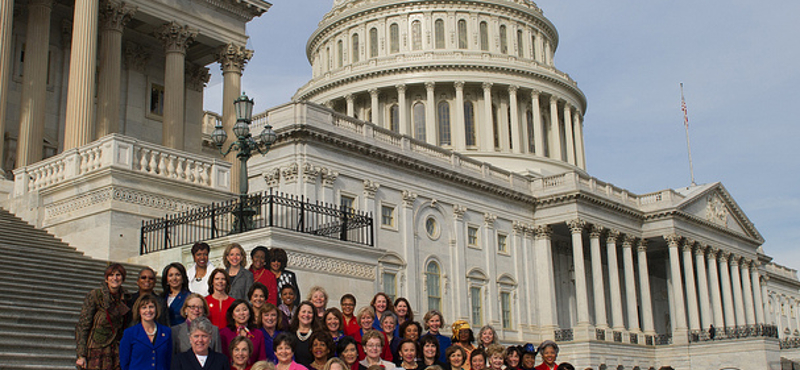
[390,23,399,54]
[435,19,445,49]
[526,109,534,153]
[426,261,441,311]
[325,46,331,71]
[369,27,378,58]
[492,104,499,149]
[517,29,524,57]
[389,104,399,132]
[337,40,343,67]
[479,21,489,51]
[457,19,468,49]
[352,33,360,63]
[499,25,508,54]
[531,34,538,61]
[414,102,426,141]
[412,21,422,51]
[438,101,451,146]
[464,101,476,146]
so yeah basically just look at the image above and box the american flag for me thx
[681,83,689,129]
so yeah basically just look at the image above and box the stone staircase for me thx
[0,208,145,370]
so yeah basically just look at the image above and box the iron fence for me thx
[140,190,374,254]
[688,324,778,342]
[554,328,574,342]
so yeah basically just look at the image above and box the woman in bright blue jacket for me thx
[120,294,173,370]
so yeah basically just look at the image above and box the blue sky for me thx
[204,0,800,270]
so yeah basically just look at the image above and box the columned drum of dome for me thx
[293,0,587,176]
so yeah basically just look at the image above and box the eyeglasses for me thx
[139,276,155,280]
[366,344,382,349]
[187,305,204,310]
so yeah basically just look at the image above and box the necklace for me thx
[297,329,312,341]
[144,326,157,336]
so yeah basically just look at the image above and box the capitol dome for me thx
[293,0,587,176]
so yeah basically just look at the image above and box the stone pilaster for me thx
[215,43,252,193]
[589,225,607,329]
[64,0,100,150]
[95,0,136,139]
[16,0,54,167]
[155,21,197,151]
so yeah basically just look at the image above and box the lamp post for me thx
[211,93,277,233]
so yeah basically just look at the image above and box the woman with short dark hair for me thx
[76,263,131,370]
[274,332,308,370]
[220,300,266,365]
[269,248,300,307]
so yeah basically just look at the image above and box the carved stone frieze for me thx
[45,186,204,219]
[706,193,729,226]
[288,251,375,280]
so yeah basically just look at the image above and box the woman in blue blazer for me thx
[162,263,191,326]
[121,294,173,370]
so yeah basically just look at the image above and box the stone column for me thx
[682,240,701,331]
[694,245,713,329]
[156,21,197,150]
[707,249,726,328]
[752,262,765,324]
[741,259,756,325]
[548,96,562,161]
[730,256,746,326]
[345,94,354,117]
[637,239,655,334]
[369,88,380,126]
[453,81,466,150]
[215,43,252,193]
[760,277,770,325]
[622,236,640,332]
[531,90,544,156]
[95,0,136,139]
[573,111,586,169]
[64,0,99,150]
[482,82,494,151]
[568,219,590,330]
[425,82,436,145]
[718,252,737,328]
[589,225,607,329]
[563,104,575,165]
[0,0,15,170]
[16,0,54,167]
[665,235,688,333]
[396,84,408,135]
[400,191,418,302]
[508,85,521,153]
[535,225,557,335]
[606,231,624,330]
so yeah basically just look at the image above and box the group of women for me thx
[75,243,573,370]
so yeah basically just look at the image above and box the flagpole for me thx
[681,83,696,186]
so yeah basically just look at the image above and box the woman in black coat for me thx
[171,317,229,370]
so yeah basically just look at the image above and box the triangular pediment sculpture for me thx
[675,183,763,243]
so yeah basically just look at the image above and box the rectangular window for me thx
[470,287,482,326]
[341,195,355,211]
[150,83,165,116]
[501,292,512,329]
[383,272,397,301]
[497,233,508,253]
[381,205,395,227]
[467,226,479,247]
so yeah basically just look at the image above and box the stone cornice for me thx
[272,123,536,205]
[535,191,643,220]
[644,209,764,246]
[295,62,585,113]
[200,0,271,22]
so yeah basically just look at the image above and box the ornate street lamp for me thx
[211,93,276,233]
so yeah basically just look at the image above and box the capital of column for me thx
[512,221,526,234]
[741,258,752,268]
[590,225,604,238]
[401,190,417,207]
[606,229,620,244]
[694,244,708,256]
[345,94,354,103]
[363,179,380,198]
[664,234,682,248]
[535,225,553,239]
[320,168,338,187]
[155,21,198,54]
[425,81,436,91]
[637,239,648,253]
[508,85,518,94]
[186,63,211,92]
[302,162,321,184]
[395,83,407,93]
[484,213,497,228]
[621,235,635,248]
[216,43,253,74]
[549,95,560,105]
[454,81,465,91]
[482,82,493,91]
[718,251,729,263]
[369,88,379,98]
[99,0,136,32]
[567,219,585,234]
[729,254,741,266]
[453,205,467,220]
[531,89,541,98]
[682,238,696,253]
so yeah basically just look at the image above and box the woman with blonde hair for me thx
[224,243,254,300]
[307,286,329,319]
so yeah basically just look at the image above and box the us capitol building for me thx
[1,0,799,368]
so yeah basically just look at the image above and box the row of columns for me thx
[338,82,586,168]
[0,0,252,184]
[665,235,765,333]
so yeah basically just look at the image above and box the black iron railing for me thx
[140,190,374,254]
[688,324,778,342]
[554,328,574,342]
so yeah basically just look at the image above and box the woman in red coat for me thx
[533,340,558,370]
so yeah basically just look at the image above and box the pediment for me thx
[675,182,763,242]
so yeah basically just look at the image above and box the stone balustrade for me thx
[14,134,231,195]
